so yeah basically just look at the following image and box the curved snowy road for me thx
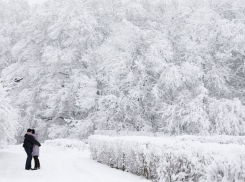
[0,144,150,182]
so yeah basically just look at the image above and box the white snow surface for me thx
[28,0,48,5]
[0,141,150,182]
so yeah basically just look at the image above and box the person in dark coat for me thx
[23,129,41,170]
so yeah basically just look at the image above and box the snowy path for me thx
[0,144,150,182]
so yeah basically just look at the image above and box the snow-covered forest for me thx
[1,0,245,146]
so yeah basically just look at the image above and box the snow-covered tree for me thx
[1,0,245,140]
[0,83,19,147]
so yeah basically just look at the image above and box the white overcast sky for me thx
[28,0,48,5]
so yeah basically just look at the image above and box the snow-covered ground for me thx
[28,0,48,5]
[0,143,150,182]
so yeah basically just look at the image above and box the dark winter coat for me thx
[23,133,41,148]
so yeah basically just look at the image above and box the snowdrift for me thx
[89,135,245,182]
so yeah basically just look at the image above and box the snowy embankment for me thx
[89,135,245,182]
[0,139,149,182]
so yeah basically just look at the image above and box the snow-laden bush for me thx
[94,130,245,145]
[48,119,94,140]
[94,130,155,136]
[45,139,88,150]
[170,135,245,145]
[89,135,245,182]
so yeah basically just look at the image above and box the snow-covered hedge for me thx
[89,135,245,182]
[171,135,245,145]
[94,130,156,136]
[45,139,88,150]
[94,130,245,145]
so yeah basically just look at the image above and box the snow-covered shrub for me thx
[208,98,245,135]
[48,119,94,140]
[89,135,245,182]
[44,139,88,150]
[94,130,118,136]
[94,130,156,137]
[48,124,70,139]
[93,131,245,145]
[170,135,245,145]
[68,119,94,139]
